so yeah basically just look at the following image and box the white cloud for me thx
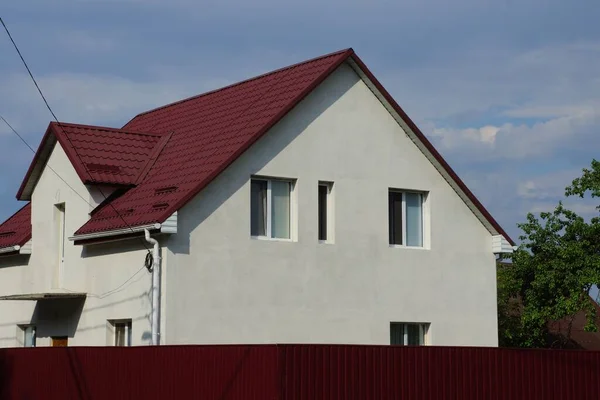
[428,107,600,162]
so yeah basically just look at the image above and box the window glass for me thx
[271,181,290,239]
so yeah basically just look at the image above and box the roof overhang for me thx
[0,291,86,301]
[69,212,177,245]
[492,235,515,254]
[0,240,32,256]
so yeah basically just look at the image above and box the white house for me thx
[0,49,513,348]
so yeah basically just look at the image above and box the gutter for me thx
[0,245,21,254]
[68,212,178,243]
[0,241,32,255]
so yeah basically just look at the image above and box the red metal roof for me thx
[17,123,167,199]
[74,48,353,235]
[0,202,31,251]
[8,48,513,244]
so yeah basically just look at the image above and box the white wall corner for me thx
[161,212,178,234]
[492,235,513,254]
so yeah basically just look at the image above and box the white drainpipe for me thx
[144,229,161,346]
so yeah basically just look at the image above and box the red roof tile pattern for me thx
[74,49,353,235]
[53,123,167,186]
[0,203,31,250]
[17,123,167,199]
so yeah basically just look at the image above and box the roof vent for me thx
[155,186,178,195]
[152,203,169,210]
[86,163,121,173]
[0,231,15,238]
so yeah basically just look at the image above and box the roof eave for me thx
[70,212,178,245]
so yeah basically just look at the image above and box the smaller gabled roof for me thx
[0,203,31,252]
[17,122,169,200]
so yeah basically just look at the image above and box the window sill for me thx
[318,240,334,245]
[251,236,293,243]
[388,244,429,250]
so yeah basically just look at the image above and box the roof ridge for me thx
[52,121,165,138]
[123,48,353,128]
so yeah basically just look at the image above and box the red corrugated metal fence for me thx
[1,345,599,400]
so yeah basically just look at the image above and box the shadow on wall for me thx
[167,66,359,255]
[32,297,85,341]
[0,254,30,269]
[79,237,149,259]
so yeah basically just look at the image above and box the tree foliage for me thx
[498,160,600,347]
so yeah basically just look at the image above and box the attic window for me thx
[152,203,169,210]
[86,163,121,173]
[154,186,178,195]
[0,231,15,238]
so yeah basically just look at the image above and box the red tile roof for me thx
[74,48,354,235]
[9,48,513,244]
[17,123,168,199]
[0,203,31,251]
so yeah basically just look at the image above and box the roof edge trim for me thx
[123,48,353,129]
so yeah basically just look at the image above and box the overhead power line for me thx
[0,15,151,254]
[0,115,93,208]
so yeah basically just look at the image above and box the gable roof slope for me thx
[10,48,513,245]
[17,122,169,200]
[0,203,31,252]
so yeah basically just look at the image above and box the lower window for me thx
[110,319,132,346]
[390,322,429,346]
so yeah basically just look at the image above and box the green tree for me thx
[498,160,600,347]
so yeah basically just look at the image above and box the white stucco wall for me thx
[0,144,164,347]
[164,63,498,347]
[0,62,499,348]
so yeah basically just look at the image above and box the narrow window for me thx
[250,178,292,239]
[388,191,403,245]
[55,203,66,287]
[405,193,423,247]
[390,322,429,346]
[318,182,333,242]
[388,191,424,247]
[251,180,268,236]
[111,320,132,346]
[20,325,36,347]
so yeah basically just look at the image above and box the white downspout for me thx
[144,229,161,346]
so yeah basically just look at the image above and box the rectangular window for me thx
[388,191,424,247]
[112,320,132,347]
[390,322,429,346]
[55,203,66,287]
[318,182,333,242]
[20,325,36,347]
[251,178,292,239]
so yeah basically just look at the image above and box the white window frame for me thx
[388,190,428,249]
[318,181,334,244]
[390,322,430,346]
[251,177,295,241]
[109,319,132,347]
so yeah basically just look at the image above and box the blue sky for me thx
[1,0,600,243]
